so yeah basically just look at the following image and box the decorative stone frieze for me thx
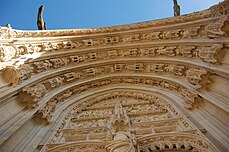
[33,60,52,73]
[19,62,211,94]
[138,133,215,152]
[0,44,18,62]
[34,75,202,126]
[44,77,64,90]
[63,72,82,82]
[5,1,226,39]
[19,66,207,110]
[47,89,193,144]
[49,58,69,68]
[1,19,225,65]
[1,66,21,85]
[1,44,224,85]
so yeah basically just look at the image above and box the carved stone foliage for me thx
[2,64,34,85]
[20,62,210,95]
[0,25,17,39]
[2,43,224,86]
[210,0,229,17]
[19,83,47,108]
[0,45,19,62]
[206,17,228,38]
[0,43,42,64]
[179,88,203,109]
[13,60,211,90]
[6,0,227,40]
[1,18,224,64]
[197,44,224,64]
[33,60,52,73]
[2,66,21,85]
[33,90,73,124]
[10,7,212,39]
[186,68,210,89]
[22,73,202,112]
[23,74,203,114]
[138,133,216,152]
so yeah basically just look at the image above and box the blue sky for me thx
[0,0,224,30]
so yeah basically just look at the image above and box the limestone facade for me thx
[0,1,229,151]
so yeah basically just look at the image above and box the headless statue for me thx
[173,0,180,17]
[37,5,46,30]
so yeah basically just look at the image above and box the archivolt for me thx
[39,87,216,152]
[31,74,204,124]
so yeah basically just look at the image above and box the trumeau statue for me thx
[173,0,180,17]
[37,5,46,30]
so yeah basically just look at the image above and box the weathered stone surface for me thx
[0,1,228,152]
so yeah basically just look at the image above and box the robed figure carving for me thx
[173,0,180,17]
[37,5,46,30]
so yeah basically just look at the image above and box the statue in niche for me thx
[173,0,180,17]
[37,5,46,30]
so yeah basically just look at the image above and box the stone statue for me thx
[173,0,180,17]
[37,5,46,30]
